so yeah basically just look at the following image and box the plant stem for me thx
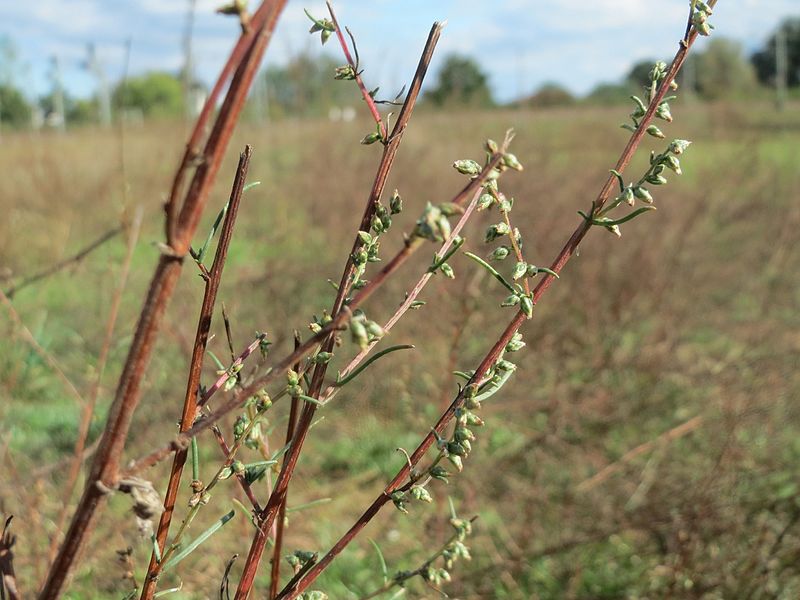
[275,12,713,597]
[140,147,252,600]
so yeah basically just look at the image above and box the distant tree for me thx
[526,83,575,108]
[0,83,31,127]
[627,59,660,89]
[113,72,184,118]
[584,82,635,105]
[426,54,493,108]
[693,38,757,99]
[752,17,800,87]
[263,52,355,118]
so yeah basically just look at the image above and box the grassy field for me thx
[2,101,800,598]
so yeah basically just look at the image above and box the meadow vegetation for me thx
[2,95,799,597]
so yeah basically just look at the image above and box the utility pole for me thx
[49,56,66,131]
[776,23,788,112]
[86,43,112,126]
[183,0,197,119]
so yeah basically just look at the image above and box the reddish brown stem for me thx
[278,16,709,598]
[234,23,444,597]
[39,3,287,597]
[122,151,497,481]
[326,1,386,140]
[140,146,252,600]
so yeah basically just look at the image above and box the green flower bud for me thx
[353,248,368,265]
[440,262,455,279]
[656,102,673,122]
[521,295,534,319]
[669,139,691,155]
[365,320,385,340]
[361,130,382,145]
[313,352,333,364]
[438,202,464,217]
[465,412,485,427]
[646,173,668,186]
[334,64,356,80]
[389,189,403,214]
[232,459,245,475]
[478,193,495,211]
[430,466,451,483]
[484,222,510,243]
[448,441,467,456]
[501,152,523,171]
[505,332,525,352]
[622,186,635,206]
[410,485,433,503]
[350,318,369,350]
[633,186,654,204]
[452,159,481,176]
[498,195,513,213]
[391,491,409,513]
[512,261,528,280]
[501,294,521,308]
[233,415,249,440]
[447,454,463,472]
[664,155,682,175]
[455,427,475,442]
[646,125,665,139]
[357,230,372,245]
[485,138,499,153]
[491,246,510,261]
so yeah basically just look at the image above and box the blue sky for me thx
[0,1,797,103]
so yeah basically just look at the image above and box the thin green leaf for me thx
[474,367,515,402]
[370,539,390,584]
[161,510,236,573]
[154,583,183,597]
[334,345,415,387]
[191,436,199,482]
[463,252,517,294]
[151,534,162,564]
[286,497,333,514]
[579,206,657,227]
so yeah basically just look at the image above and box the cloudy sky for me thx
[0,0,796,103]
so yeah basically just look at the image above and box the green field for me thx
[2,101,800,598]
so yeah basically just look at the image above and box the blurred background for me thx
[1,1,799,598]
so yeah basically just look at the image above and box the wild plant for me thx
[14,0,718,598]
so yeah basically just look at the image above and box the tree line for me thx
[0,17,798,129]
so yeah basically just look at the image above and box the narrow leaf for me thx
[161,510,236,573]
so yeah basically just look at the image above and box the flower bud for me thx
[669,139,691,155]
[491,246,510,261]
[440,262,455,279]
[501,152,523,171]
[410,485,433,503]
[501,294,520,307]
[430,465,451,482]
[391,491,409,513]
[478,193,495,211]
[465,412,485,427]
[485,138,498,153]
[447,454,464,471]
[453,159,481,176]
[389,189,403,214]
[361,131,381,145]
[656,102,673,122]
[512,261,528,281]
[646,125,665,139]
[521,295,534,318]
[633,186,654,204]
[665,155,682,175]
[622,186,635,206]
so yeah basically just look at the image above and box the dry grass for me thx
[2,101,800,598]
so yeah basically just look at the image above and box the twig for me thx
[576,415,705,493]
[276,11,714,596]
[4,226,122,299]
[39,3,288,597]
[235,21,446,597]
[326,1,386,140]
[140,146,252,600]
[0,517,20,600]
[46,206,143,570]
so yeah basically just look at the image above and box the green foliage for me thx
[113,71,184,118]
[691,37,758,100]
[752,17,800,87]
[526,83,575,108]
[426,54,494,108]
[0,83,31,127]
[585,82,636,105]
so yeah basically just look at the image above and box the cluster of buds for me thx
[587,137,692,237]
[622,61,679,135]
[350,191,402,290]
[349,310,384,351]
[298,593,328,600]
[304,9,335,45]
[286,549,318,573]
[411,202,458,243]
[217,362,243,393]
[691,1,714,36]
